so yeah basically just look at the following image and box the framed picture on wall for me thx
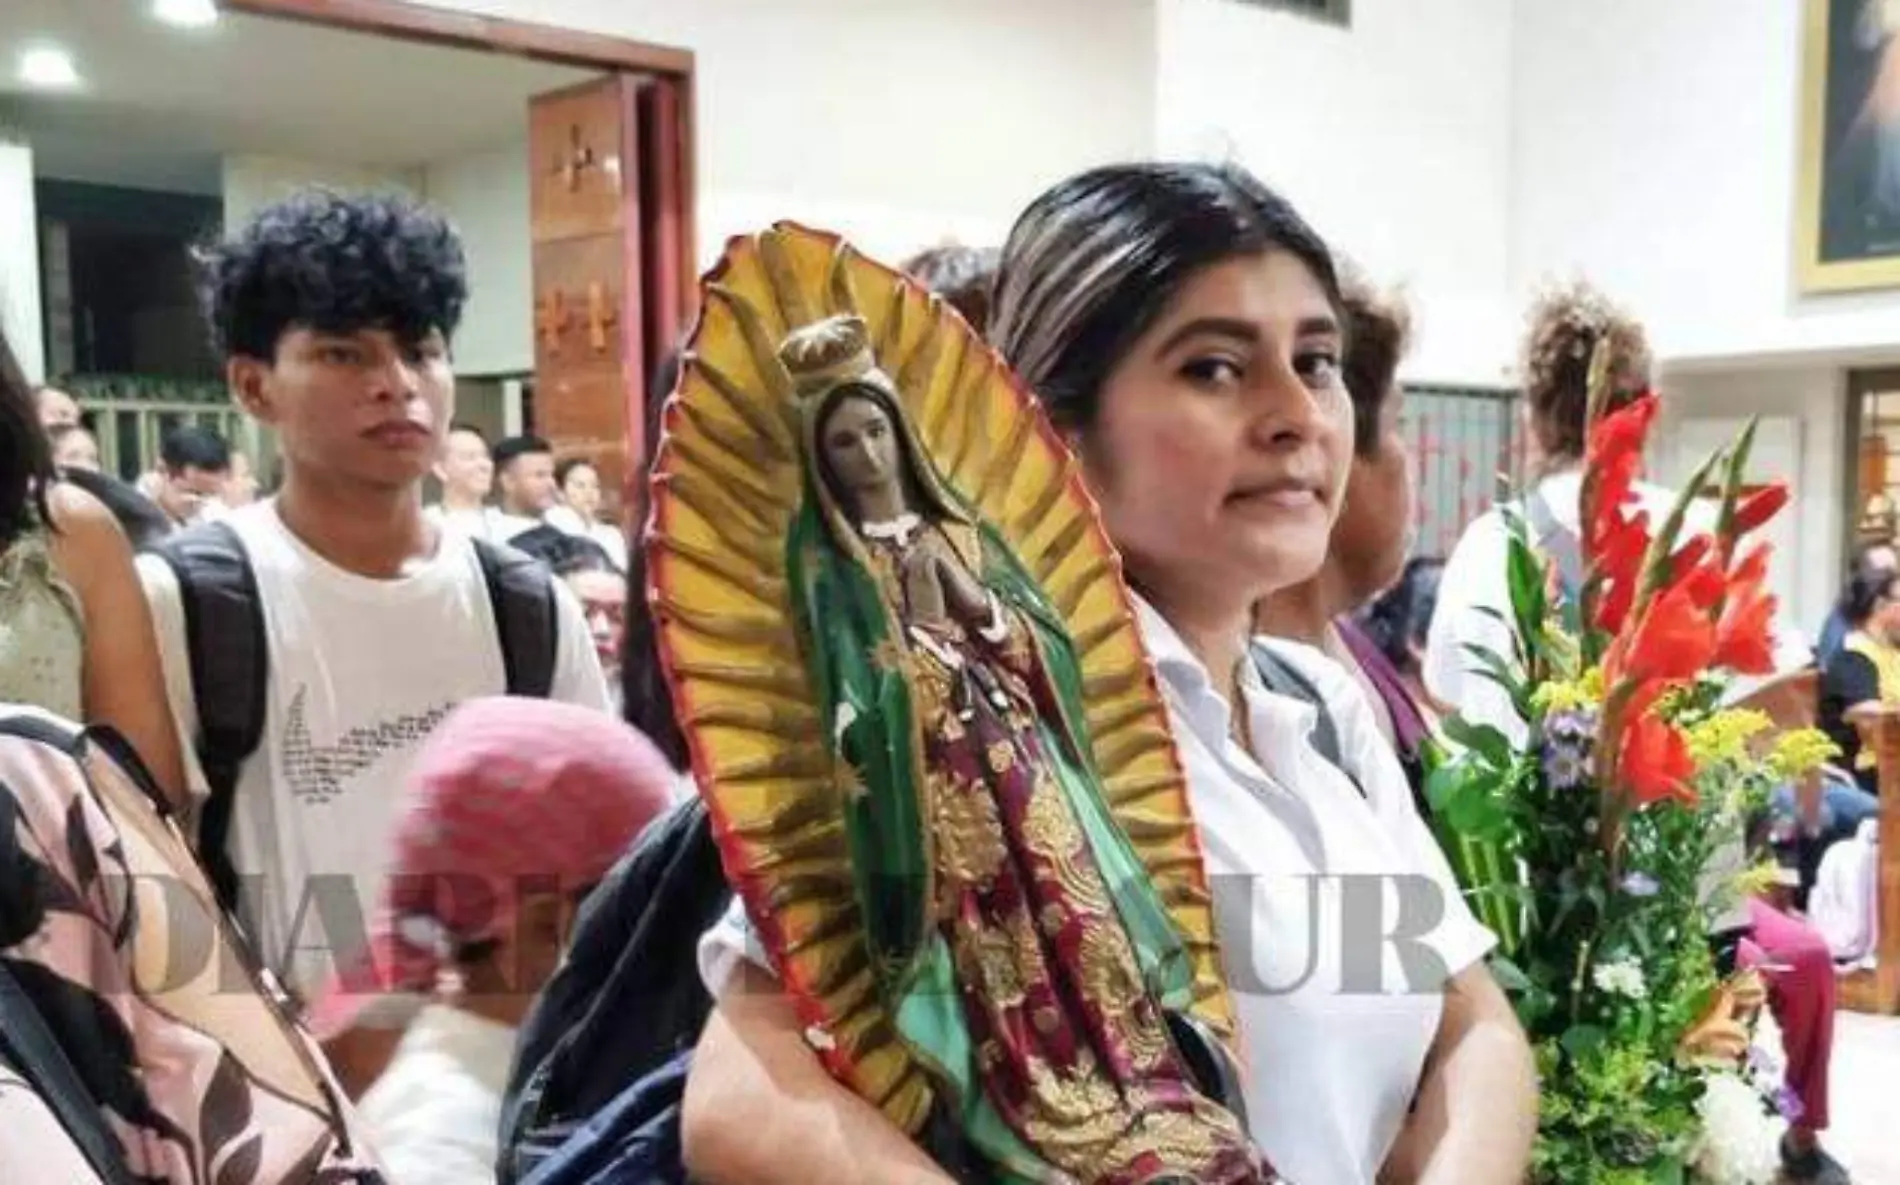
[1797,0,1900,292]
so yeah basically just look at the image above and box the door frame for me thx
[223,0,697,308]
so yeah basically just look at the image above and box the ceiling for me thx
[0,2,598,194]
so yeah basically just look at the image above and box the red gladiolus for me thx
[1590,509,1653,635]
[1583,394,1657,556]
[1732,483,1790,537]
[1606,583,1718,688]
[1618,711,1698,807]
[1715,542,1778,674]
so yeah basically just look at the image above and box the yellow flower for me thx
[1683,710,1772,767]
[1768,728,1840,781]
[1730,860,1785,902]
[1533,666,1606,715]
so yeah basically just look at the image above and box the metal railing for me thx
[1402,384,1523,561]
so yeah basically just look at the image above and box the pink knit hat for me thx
[307,697,678,1039]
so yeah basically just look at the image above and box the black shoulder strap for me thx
[0,960,137,1185]
[1252,642,1360,796]
[472,537,560,700]
[153,520,265,913]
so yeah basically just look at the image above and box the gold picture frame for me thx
[1797,0,1900,292]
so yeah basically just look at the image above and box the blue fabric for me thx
[1770,772,1881,839]
[518,1051,692,1185]
[1816,610,1849,668]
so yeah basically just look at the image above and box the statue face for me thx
[819,393,901,507]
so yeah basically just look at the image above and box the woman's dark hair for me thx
[554,457,598,493]
[1358,556,1445,676]
[511,524,619,578]
[899,245,1000,335]
[0,329,54,551]
[1839,564,1900,628]
[1339,270,1411,459]
[59,468,172,551]
[990,162,1342,430]
[622,351,688,769]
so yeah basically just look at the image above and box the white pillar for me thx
[0,135,44,384]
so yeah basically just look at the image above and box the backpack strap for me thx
[472,537,560,700]
[1251,641,1362,797]
[153,521,267,913]
[0,960,137,1185]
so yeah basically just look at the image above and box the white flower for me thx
[1592,958,1648,1001]
[1692,1071,1787,1185]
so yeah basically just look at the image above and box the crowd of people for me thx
[0,161,1876,1185]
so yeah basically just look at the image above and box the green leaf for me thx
[1441,716,1514,768]
[1490,955,1533,993]
[1561,1024,1609,1059]
[1648,1155,1686,1185]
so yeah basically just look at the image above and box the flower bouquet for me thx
[1428,346,1837,1185]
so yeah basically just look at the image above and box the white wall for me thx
[1511,0,1900,365]
[1155,0,1518,386]
[417,0,1158,265]
[1654,364,1847,639]
[422,139,533,377]
[221,154,422,231]
[0,138,46,385]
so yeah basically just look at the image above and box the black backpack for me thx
[498,796,730,1185]
[151,519,562,912]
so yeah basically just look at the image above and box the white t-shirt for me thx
[139,501,611,993]
[424,504,536,545]
[356,1003,514,1185]
[697,600,1493,1185]
[544,505,631,572]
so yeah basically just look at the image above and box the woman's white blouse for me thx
[697,599,1495,1185]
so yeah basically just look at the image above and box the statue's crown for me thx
[780,314,879,399]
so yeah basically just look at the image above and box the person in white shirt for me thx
[137,191,611,1065]
[153,424,233,530]
[1424,282,1847,1184]
[490,433,559,540]
[545,456,629,571]
[424,421,499,539]
[681,163,1535,1185]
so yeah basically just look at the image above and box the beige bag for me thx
[0,708,385,1184]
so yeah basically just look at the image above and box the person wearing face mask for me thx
[677,164,1536,1185]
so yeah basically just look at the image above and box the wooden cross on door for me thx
[554,123,599,192]
[586,282,618,354]
[536,289,570,355]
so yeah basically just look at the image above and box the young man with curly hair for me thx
[138,191,611,1005]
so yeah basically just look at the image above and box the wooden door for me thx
[529,75,644,516]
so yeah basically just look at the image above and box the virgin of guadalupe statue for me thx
[646,224,1270,1184]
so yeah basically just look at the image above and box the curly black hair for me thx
[199,188,468,361]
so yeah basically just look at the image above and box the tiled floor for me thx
[1828,1012,1900,1184]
